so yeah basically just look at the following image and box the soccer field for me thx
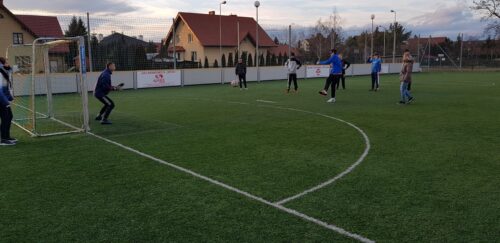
[1,71,499,242]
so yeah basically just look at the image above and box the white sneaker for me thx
[327,98,336,103]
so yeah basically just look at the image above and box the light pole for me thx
[370,14,375,57]
[391,9,397,63]
[255,1,260,82]
[219,0,227,84]
[378,25,387,59]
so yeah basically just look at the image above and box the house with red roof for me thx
[1,0,68,72]
[165,11,276,67]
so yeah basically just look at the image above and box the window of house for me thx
[13,33,24,45]
[191,51,197,61]
[175,52,181,60]
[15,56,31,73]
[188,34,193,43]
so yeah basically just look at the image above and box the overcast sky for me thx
[5,0,489,40]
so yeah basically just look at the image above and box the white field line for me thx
[256,99,277,104]
[182,98,372,205]
[87,131,374,243]
[106,127,181,138]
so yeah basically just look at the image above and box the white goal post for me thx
[7,36,90,137]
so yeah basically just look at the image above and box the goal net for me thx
[7,37,90,137]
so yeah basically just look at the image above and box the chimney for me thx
[209,11,215,15]
[138,35,144,41]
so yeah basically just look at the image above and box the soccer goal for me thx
[7,36,90,137]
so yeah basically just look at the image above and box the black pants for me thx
[0,105,13,140]
[238,74,247,88]
[337,73,346,89]
[324,74,341,98]
[371,72,379,90]
[96,96,115,119]
[288,73,298,91]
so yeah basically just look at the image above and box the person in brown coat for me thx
[399,50,414,104]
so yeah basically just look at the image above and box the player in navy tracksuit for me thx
[318,49,343,103]
[94,62,120,125]
[0,57,16,145]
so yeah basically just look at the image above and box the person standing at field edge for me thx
[367,53,382,91]
[0,57,16,146]
[399,50,415,104]
[337,54,351,90]
[235,58,247,90]
[284,52,302,93]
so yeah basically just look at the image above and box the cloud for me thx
[406,3,487,38]
[5,0,136,14]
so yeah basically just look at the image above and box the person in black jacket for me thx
[94,62,121,125]
[337,54,351,90]
[0,57,16,145]
[235,58,247,90]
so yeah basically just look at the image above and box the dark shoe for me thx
[407,97,415,104]
[0,139,16,146]
[7,138,17,143]
[95,115,102,121]
[398,101,406,105]
[101,119,112,125]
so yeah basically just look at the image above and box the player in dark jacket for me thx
[0,57,16,145]
[235,58,247,90]
[94,62,122,125]
[337,54,351,90]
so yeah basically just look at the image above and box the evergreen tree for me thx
[248,53,253,67]
[65,16,88,68]
[213,59,219,68]
[266,52,271,66]
[259,54,265,66]
[278,53,283,65]
[271,54,277,66]
[204,56,209,68]
[221,54,226,67]
[228,52,234,67]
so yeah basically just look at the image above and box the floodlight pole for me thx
[391,10,397,63]
[173,18,177,70]
[255,1,260,83]
[220,1,227,84]
[370,14,375,56]
[459,33,464,70]
[378,25,387,58]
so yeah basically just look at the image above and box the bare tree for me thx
[325,7,344,49]
[472,0,500,37]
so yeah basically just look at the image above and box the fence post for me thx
[86,12,93,72]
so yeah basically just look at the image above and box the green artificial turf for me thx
[1,71,499,242]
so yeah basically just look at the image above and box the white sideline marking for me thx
[256,99,277,104]
[88,132,375,243]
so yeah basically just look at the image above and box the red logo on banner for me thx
[154,74,166,84]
